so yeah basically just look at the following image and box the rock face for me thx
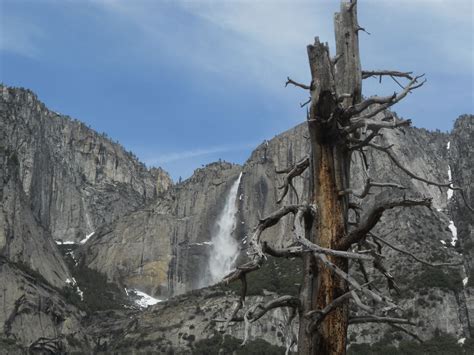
[82,162,242,297]
[0,147,70,289]
[449,115,474,337]
[236,115,472,345]
[0,85,172,243]
[81,112,473,349]
[84,286,294,354]
[0,140,90,353]
[0,84,472,352]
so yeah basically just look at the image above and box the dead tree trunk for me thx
[299,3,362,353]
[221,1,469,354]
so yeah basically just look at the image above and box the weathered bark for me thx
[299,2,362,354]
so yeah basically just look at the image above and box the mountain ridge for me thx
[0,84,472,353]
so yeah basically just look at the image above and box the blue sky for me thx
[1,0,473,180]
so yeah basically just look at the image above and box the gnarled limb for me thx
[222,259,263,285]
[285,77,311,90]
[362,70,413,80]
[295,234,373,261]
[348,316,415,326]
[314,254,399,310]
[339,178,405,198]
[241,295,301,346]
[244,295,301,324]
[276,156,310,203]
[370,233,463,267]
[368,142,474,212]
[345,74,426,121]
[389,324,424,343]
[262,241,303,258]
[338,196,432,250]
[345,115,412,134]
[306,290,353,333]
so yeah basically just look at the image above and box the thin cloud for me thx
[144,143,256,165]
[0,16,44,58]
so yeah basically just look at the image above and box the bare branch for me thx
[246,295,301,323]
[338,196,432,250]
[262,241,303,258]
[276,156,310,203]
[340,178,405,198]
[362,70,413,80]
[345,115,412,134]
[344,74,426,122]
[350,290,372,312]
[348,316,415,326]
[314,254,399,310]
[300,97,312,108]
[348,131,381,150]
[285,77,311,90]
[371,233,463,267]
[221,259,262,285]
[224,298,244,330]
[368,142,474,212]
[388,324,424,343]
[372,252,400,294]
[307,290,353,333]
[355,26,371,35]
[295,234,373,261]
[223,204,311,284]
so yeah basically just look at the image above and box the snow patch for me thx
[463,277,469,286]
[56,240,76,245]
[80,232,95,244]
[190,242,213,247]
[457,337,466,345]
[446,141,454,200]
[130,289,162,308]
[66,278,83,300]
[440,240,446,245]
[448,220,458,246]
[447,166,453,200]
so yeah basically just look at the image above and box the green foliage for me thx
[72,264,131,312]
[348,331,470,355]
[411,266,463,292]
[58,244,132,312]
[0,337,23,352]
[466,269,474,288]
[225,256,302,296]
[193,333,290,355]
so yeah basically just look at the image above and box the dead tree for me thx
[219,1,469,354]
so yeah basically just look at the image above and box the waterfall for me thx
[206,172,242,285]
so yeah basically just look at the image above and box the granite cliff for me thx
[0,85,472,353]
[0,85,172,243]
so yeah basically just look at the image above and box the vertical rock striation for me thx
[0,85,172,243]
[82,162,242,297]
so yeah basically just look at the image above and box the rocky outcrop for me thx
[81,162,242,297]
[83,286,293,354]
[1,83,472,351]
[0,146,70,289]
[236,115,470,345]
[0,259,91,353]
[0,85,172,243]
[449,115,474,337]
[0,138,90,353]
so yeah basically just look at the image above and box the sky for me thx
[1,0,473,180]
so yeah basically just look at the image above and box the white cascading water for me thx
[206,172,242,285]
